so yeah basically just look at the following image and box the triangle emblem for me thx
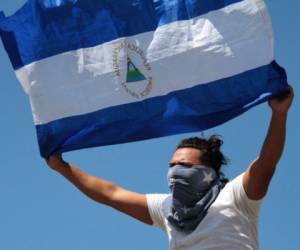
[126,57,146,83]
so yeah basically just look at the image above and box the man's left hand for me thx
[268,85,294,115]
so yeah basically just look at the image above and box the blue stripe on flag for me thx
[0,0,242,69]
[36,61,288,157]
[0,11,5,20]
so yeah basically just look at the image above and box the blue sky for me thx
[0,1,299,250]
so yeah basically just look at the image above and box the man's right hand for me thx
[46,153,67,171]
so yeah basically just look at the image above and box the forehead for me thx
[170,148,202,164]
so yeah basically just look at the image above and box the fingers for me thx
[273,84,293,101]
[287,85,294,97]
[45,153,63,165]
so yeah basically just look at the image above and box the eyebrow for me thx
[169,161,194,167]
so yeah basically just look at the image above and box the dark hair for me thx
[176,135,229,174]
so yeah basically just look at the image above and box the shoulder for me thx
[146,194,170,230]
[146,193,171,214]
[218,173,263,218]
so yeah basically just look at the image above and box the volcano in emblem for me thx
[126,57,146,83]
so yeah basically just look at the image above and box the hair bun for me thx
[208,135,223,151]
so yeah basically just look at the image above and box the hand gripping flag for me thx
[0,0,288,158]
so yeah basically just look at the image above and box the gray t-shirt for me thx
[146,173,262,250]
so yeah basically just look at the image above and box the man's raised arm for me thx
[243,86,294,200]
[46,154,153,225]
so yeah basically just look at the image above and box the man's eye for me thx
[169,163,193,168]
[181,163,193,167]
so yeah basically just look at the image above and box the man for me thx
[46,86,293,249]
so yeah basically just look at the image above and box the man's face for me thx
[169,148,203,168]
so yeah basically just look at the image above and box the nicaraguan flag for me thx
[0,0,288,157]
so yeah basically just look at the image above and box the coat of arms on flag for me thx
[112,42,153,99]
